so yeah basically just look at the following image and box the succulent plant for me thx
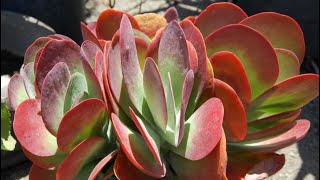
[7,2,319,180]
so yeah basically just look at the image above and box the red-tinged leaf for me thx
[206,24,279,100]
[24,37,52,64]
[114,149,158,180]
[22,147,66,169]
[56,137,108,180]
[96,9,139,40]
[136,37,149,70]
[145,27,164,63]
[186,41,198,72]
[47,34,73,41]
[248,109,301,132]
[183,16,196,23]
[86,22,97,34]
[240,12,305,63]
[57,98,107,153]
[8,74,29,110]
[210,51,251,106]
[143,57,167,132]
[88,149,119,180]
[41,62,70,135]
[227,153,285,180]
[80,40,102,69]
[111,114,166,178]
[158,21,189,110]
[33,48,43,73]
[29,164,56,180]
[129,108,162,165]
[275,48,300,84]
[80,22,102,49]
[229,120,310,153]
[134,13,167,37]
[247,74,319,120]
[214,79,247,141]
[164,7,179,23]
[168,130,227,179]
[95,50,107,102]
[35,39,82,90]
[71,91,89,108]
[172,98,224,160]
[133,29,152,43]
[13,99,58,156]
[195,2,247,38]
[20,62,36,98]
[178,70,194,144]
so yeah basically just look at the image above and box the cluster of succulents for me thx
[7,2,319,179]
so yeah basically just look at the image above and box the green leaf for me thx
[1,100,11,140]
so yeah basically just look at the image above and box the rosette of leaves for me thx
[177,2,319,179]
[7,34,119,179]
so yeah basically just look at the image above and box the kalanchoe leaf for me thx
[183,16,196,23]
[186,41,198,72]
[168,130,227,179]
[274,48,300,84]
[164,7,179,23]
[135,37,149,71]
[95,50,108,103]
[24,37,52,65]
[80,22,102,50]
[214,79,247,142]
[88,149,119,180]
[210,51,251,106]
[111,114,166,178]
[20,62,36,98]
[47,34,74,41]
[71,91,89,108]
[80,40,102,69]
[41,62,71,135]
[57,98,107,153]
[96,9,140,40]
[56,137,108,180]
[206,24,279,100]
[240,12,305,63]
[29,164,56,180]
[114,149,157,180]
[195,2,247,38]
[228,120,310,153]
[134,13,167,37]
[247,74,319,120]
[158,20,189,110]
[133,29,152,43]
[8,74,29,111]
[13,99,58,157]
[171,98,224,161]
[143,57,168,132]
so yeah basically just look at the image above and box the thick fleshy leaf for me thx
[71,91,89,108]
[63,72,88,113]
[214,79,247,141]
[145,27,164,63]
[247,74,319,120]
[240,12,305,63]
[227,153,285,180]
[56,137,108,180]
[29,164,56,180]
[248,109,301,133]
[80,22,102,49]
[41,62,70,135]
[80,40,102,69]
[168,130,227,179]
[95,50,107,103]
[210,51,251,106]
[133,29,152,43]
[57,98,107,153]
[143,58,167,132]
[275,48,300,84]
[129,108,162,165]
[20,62,36,98]
[111,114,166,178]
[88,149,119,180]
[158,21,189,109]
[186,41,198,72]
[195,2,247,38]
[13,99,57,156]
[120,15,152,120]
[96,9,139,40]
[171,98,224,160]
[183,16,196,23]
[164,7,179,23]
[136,37,149,70]
[24,37,52,64]
[134,13,167,37]
[228,120,310,153]
[47,34,73,41]
[35,39,82,90]
[8,74,29,110]
[206,24,279,100]
[114,149,157,180]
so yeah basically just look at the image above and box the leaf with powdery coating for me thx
[274,48,300,84]
[164,7,179,23]
[8,74,29,111]
[80,22,102,50]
